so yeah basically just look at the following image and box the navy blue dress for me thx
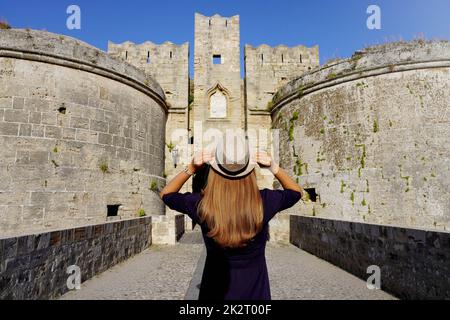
[162,188,302,300]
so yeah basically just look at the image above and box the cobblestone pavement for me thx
[266,243,396,300]
[61,241,203,300]
[61,230,396,300]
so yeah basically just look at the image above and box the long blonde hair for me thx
[198,169,263,248]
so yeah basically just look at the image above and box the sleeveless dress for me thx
[162,188,302,300]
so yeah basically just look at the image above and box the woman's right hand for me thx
[190,149,215,173]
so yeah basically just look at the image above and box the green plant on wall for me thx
[355,144,366,170]
[302,189,311,203]
[373,120,379,133]
[0,20,11,29]
[150,180,159,192]
[99,162,109,173]
[293,156,308,176]
[297,86,305,97]
[166,141,175,153]
[327,73,337,80]
[340,180,346,193]
[138,208,146,217]
[288,111,299,141]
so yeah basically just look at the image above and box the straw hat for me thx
[208,134,255,179]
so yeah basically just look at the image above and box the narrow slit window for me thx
[261,54,264,63]
[213,54,222,65]
[147,51,150,64]
[281,54,284,63]
[300,54,303,63]
[107,204,120,217]
[225,20,228,27]
[125,51,128,60]
[209,19,211,26]
[170,51,173,59]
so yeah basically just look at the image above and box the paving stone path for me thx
[61,229,396,300]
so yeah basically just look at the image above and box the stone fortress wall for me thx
[244,43,320,204]
[0,29,167,237]
[1,15,448,242]
[107,40,189,111]
[107,40,190,196]
[271,40,450,231]
[245,44,319,112]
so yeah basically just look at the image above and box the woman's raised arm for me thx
[159,149,214,199]
[255,151,304,197]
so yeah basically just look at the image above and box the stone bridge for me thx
[60,227,395,300]
[2,213,448,300]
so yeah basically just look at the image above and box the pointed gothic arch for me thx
[207,83,231,118]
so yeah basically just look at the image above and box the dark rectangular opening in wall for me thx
[304,188,318,202]
[261,54,264,63]
[125,51,128,60]
[300,54,303,63]
[147,51,150,64]
[213,54,222,64]
[107,205,120,217]
[281,54,284,63]
[225,20,228,27]
[170,51,173,59]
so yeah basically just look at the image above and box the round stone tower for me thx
[271,40,450,231]
[0,29,167,236]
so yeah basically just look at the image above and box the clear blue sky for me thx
[2,0,450,77]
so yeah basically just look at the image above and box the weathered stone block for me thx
[62,128,76,140]
[44,126,62,139]
[25,98,50,112]
[0,98,12,109]
[19,124,32,136]
[98,133,113,145]
[41,112,57,125]
[12,97,25,110]
[90,119,108,133]
[4,110,28,123]
[0,122,18,136]
[28,111,42,124]
[76,129,97,143]
[70,117,90,129]
[31,124,44,137]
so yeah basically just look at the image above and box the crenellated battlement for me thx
[245,44,319,112]
[108,40,189,110]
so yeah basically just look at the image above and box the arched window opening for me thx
[210,89,227,118]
